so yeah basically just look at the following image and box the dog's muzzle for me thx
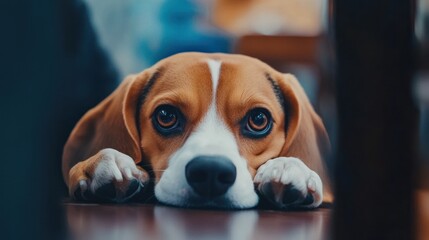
[185,155,236,199]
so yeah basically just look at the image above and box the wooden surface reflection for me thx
[65,204,330,240]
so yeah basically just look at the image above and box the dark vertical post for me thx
[333,1,417,240]
[0,0,117,239]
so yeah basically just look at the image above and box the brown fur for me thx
[62,52,332,203]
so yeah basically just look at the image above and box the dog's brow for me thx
[136,69,162,135]
[265,72,285,108]
[265,72,291,133]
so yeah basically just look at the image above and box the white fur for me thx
[207,59,221,91]
[89,148,143,193]
[154,60,259,208]
[254,157,323,208]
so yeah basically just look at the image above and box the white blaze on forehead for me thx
[186,59,237,155]
[207,59,222,98]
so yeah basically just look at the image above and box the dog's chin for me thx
[154,187,259,210]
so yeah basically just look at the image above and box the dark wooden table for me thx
[65,204,331,240]
[63,190,429,240]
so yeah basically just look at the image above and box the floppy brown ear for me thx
[277,73,333,202]
[62,71,152,186]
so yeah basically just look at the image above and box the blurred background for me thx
[0,0,428,239]
[81,0,429,179]
[84,0,337,155]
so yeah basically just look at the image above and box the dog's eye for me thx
[248,111,268,131]
[157,108,177,128]
[242,108,273,139]
[152,105,183,136]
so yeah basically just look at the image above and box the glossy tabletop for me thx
[65,203,331,240]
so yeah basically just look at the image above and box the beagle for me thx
[62,52,332,209]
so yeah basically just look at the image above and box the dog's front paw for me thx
[68,148,149,203]
[254,157,323,209]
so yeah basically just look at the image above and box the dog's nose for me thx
[185,155,236,198]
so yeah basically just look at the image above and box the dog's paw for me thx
[68,148,149,203]
[254,157,323,209]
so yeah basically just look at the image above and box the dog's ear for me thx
[62,71,152,185]
[277,73,333,201]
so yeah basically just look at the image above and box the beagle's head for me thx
[65,52,329,208]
